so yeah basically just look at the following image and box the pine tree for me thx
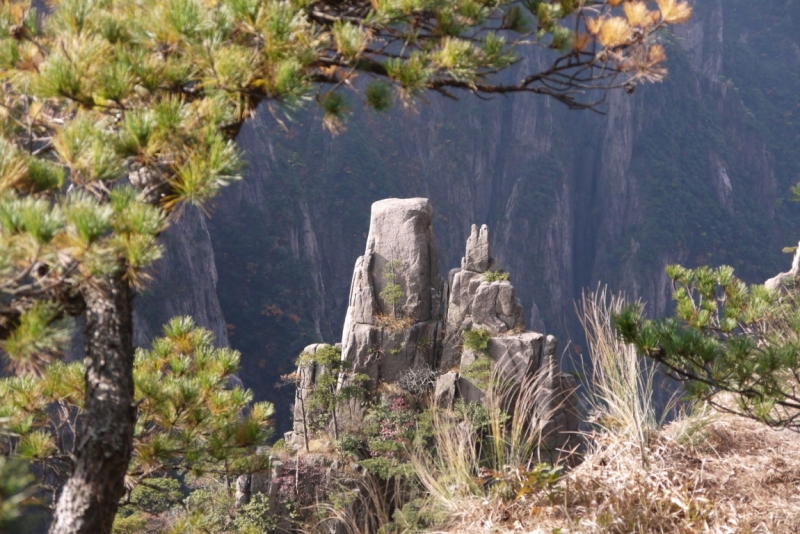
[0,316,273,528]
[0,456,35,528]
[0,0,692,531]
[615,265,800,430]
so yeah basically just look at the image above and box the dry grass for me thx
[674,410,800,533]
[494,325,527,337]
[431,289,800,533]
[374,313,415,332]
[437,409,800,533]
[411,364,561,512]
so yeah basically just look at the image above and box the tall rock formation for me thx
[441,223,524,369]
[339,198,443,383]
[290,199,579,456]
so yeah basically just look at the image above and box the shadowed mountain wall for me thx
[133,0,800,432]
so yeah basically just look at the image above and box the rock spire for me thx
[288,198,579,457]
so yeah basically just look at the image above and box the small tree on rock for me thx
[0,317,273,521]
[297,345,368,441]
[380,260,405,318]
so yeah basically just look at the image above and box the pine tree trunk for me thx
[49,273,136,534]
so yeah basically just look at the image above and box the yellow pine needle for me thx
[586,16,632,48]
[648,43,667,64]
[573,32,591,52]
[624,1,656,28]
[656,0,693,24]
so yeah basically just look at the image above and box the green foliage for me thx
[462,327,490,353]
[0,317,273,506]
[297,345,368,439]
[615,265,800,429]
[461,355,494,390]
[336,433,367,457]
[175,480,239,533]
[482,270,510,282]
[155,466,282,533]
[233,492,279,532]
[0,457,34,527]
[452,399,495,431]
[365,81,393,112]
[128,477,183,515]
[386,497,443,533]
[359,457,416,480]
[111,512,147,534]
[1,302,70,373]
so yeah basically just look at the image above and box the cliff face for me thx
[132,0,800,431]
[134,205,229,348]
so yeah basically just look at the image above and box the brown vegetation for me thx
[374,313,415,332]
[433,289,800,533]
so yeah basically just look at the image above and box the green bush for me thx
[453,399,495,431]
[336,433,367,457]
[462,328,490,353]
[461,355,494,390]
[180,482,238,532]
[128,477,183,514]
[233,493,278,533]
[482,271,510,282]
[111,513,147,534]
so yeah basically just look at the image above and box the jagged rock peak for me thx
[462,223,491,272]
[441,223,524,368]
[461,223,504,273]
[284,198,581,459]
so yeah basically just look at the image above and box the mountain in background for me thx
[133,0,800,431]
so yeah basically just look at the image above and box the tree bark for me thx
[49,273,136,534]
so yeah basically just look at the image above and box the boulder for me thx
[445,269,482,328]
[487,332,544,383]
[291,343,331,446]
[341,320,440,385]
[345,255,377,325]
[458,376,486,403]
[471,281,525,334]
[765,240,800,292]
[434,371,458,408]
[364,198,442,321]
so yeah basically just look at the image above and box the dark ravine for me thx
[132,0,800,432]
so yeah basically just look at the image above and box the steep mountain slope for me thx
[133,0,800,430]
